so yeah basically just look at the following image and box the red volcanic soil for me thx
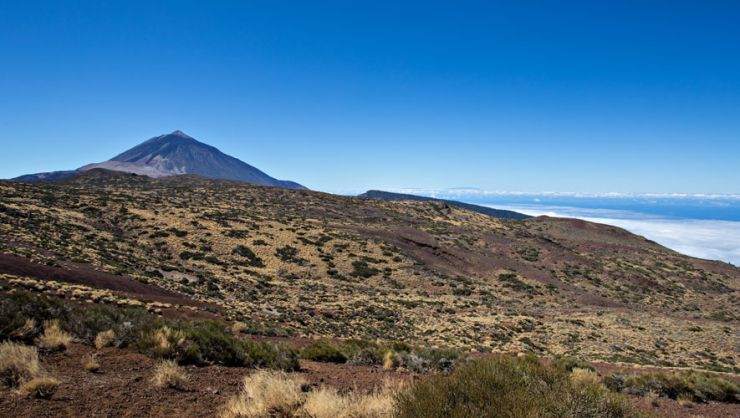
[0,253,210,309]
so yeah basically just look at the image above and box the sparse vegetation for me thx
[0,168,738,381]
[220,370,397,418]
[0,290,298,370]
[299,338,461,372]
[604,370,740,403]
[300,339,347,363]
[350,260,381,278]
[137,320,299,370]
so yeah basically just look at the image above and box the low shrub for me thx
[0,291,67,342]
[1,290,298,371]
[0,290,159,348]
[604,370,740,403]
[62,302,161,347]
[552,355,596,372]
[301,338,461,372]
[137,320,299,370]
[232,245,265,267]
[395,355,638,418]
[301,339,348,363]
[350,260,380,278]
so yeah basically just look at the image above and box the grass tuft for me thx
[221,370,304,418]
[94,329,116,349]
[82,353,101,373]
[19,377,61,399]
[151,359,188,390]
[0,341,42,388]
[36,320,73,352]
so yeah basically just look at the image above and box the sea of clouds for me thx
[488,204,740,265]
[386,188,740,265]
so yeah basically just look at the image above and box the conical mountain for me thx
[15,131,306,190]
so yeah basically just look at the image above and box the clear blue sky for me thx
[1,1,739,193]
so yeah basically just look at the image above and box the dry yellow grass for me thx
[36,320,73,352]
[82,353,100,373]
[301,388,347,418]
[231,321,247,334]
[382,351,395,370]
[151,360,188,390]
[18,376,61,399]
[221,370,304,418]
[302,386,396,418]
[677,393,695,408]
[345,387,397,418]
[571,367,601,386]
[151,326,185,354]
[9,318,37,340]
[221,370,398,418]
[0,341,42,387]
[94,329,116,349]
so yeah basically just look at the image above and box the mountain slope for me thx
[1,171,737,372]
[358,189,529,220]
[13,130,306,190]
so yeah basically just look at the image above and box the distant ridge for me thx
[358,190,529,220]
[13,131,306,190]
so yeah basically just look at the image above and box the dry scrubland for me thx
[0,170,739,416]
[1,170,737,371]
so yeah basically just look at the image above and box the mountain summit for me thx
[14,131,306,189]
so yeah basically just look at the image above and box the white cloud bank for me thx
[489,204,740,265]
[398,188,740,200]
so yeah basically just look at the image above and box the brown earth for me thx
[0,343,736,418]
[0,343,408,418]
[0,253,210,309]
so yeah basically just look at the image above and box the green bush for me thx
[604,370,739,403]
[63,303,161,347]
[395,355,638,418]
[350,260,380,278]
[232,245,265,267]
[552,355,596,372]
[300,339,348,363]
[1,290,298,371]
[136,319,299,370]
[299,337,462,373]
[1,291,65,343]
